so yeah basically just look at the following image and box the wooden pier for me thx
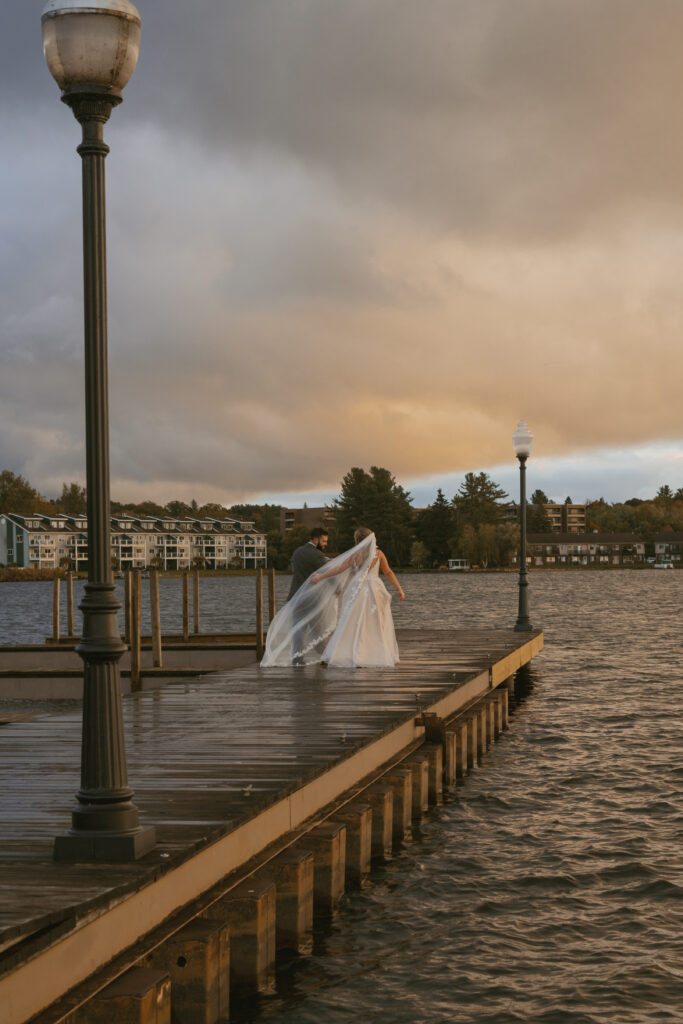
[0,627,542,1024]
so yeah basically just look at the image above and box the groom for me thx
[288,527,329,601]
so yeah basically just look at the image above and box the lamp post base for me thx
[513,621,533,632]
[54,824,156,862]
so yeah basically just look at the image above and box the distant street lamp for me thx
[42,0,155,860]
[512,420,534,632]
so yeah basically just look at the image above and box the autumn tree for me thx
[410,541,429,569]
[0,470,48,515]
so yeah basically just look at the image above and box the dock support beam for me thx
[257,847,314,953]
[335,803,372,888]
[364,783,394,861]
[206,880,276,995]
[147,919,229,1024]
[75,967,170,1024]
[302,822,347,916]
[386,768,413,844]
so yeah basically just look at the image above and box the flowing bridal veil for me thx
[261,532,381,667]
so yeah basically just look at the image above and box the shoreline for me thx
[0,563,678,583]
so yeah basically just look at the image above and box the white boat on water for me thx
[653,562,674,570]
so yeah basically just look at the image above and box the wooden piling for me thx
[193,570,200,636]
[124,570,132,644]
[130,570,142,693]
[66,572,74,638]
[256,568,264,660]
[182,573,190,642]
[267,567,276,623]
[150,569,163,669]
[52,578,60,643]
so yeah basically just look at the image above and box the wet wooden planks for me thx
[0,628,541,957]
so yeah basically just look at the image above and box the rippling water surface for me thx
[2,572,682,1022]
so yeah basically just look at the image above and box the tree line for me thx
[1,468,682,570]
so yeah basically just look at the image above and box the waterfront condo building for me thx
[522,532,683,566]
[0,513,267,571]
[502,501,587,532]
[279,506,336,537]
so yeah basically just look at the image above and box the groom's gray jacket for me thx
[288,542,328,601]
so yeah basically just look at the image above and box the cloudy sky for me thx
[1,1,682,509]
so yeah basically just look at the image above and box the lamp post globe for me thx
[41,0,141,97]
[42,0,155,861]
[513,420,533,632]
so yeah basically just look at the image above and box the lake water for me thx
[1,571,682,1022]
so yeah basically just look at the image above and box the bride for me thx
[260,528,405,668]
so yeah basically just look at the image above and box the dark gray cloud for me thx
[1,1,682,503]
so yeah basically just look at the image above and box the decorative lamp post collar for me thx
[512,420,534,460]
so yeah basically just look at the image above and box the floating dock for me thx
[0,627,542,1024]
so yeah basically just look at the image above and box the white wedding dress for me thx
[261,532,399,668]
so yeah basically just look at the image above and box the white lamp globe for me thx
[512,420,534,458]
[41,0,141,94]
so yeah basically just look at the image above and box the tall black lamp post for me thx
[42,0,155,861]
[513,420,534,632]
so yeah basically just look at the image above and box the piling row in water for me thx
[55,682,513,1024]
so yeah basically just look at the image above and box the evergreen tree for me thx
[59,481,87,515]
[453,472,508,529]
[415,488,455,566]
[333,466,414,565]
[527,489,550,532]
